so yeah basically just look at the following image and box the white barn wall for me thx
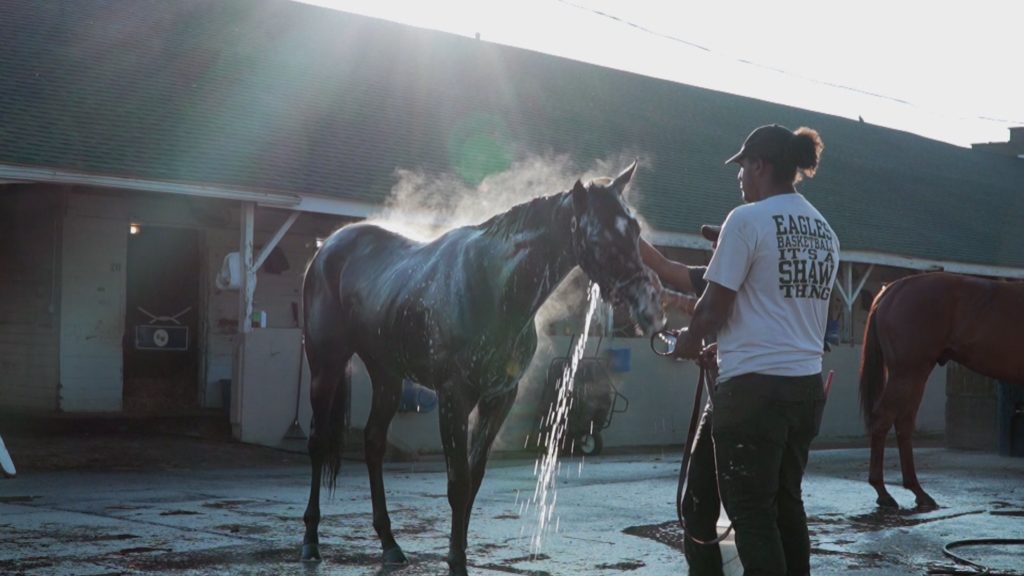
[0,189,61,411]
[59,214,127,411]
[345,335,948,455]
[590,339,945,447]
[0,325,58,410]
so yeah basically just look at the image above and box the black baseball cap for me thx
[724,124,792,165]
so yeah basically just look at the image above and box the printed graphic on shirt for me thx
[773,214,836,300]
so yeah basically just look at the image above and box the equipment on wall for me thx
[134,306,191,351]
[541,335,629,456]
[215,252,242,291]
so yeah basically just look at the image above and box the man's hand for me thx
[661,289,697,315]
[672,327,702,360]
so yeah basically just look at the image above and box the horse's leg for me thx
[362,359,407,565]
[438,388,473,576]
[893,371,937,510]
[302,350,352,561]
[464,389,517,532]
[867,371,900,509]
[867,424,898,509]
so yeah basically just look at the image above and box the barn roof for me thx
[2,0,1023,269]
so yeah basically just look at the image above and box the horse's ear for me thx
[611,159,638,196]
[571,179,587,213]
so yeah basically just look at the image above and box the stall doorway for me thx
[124,226,200,413]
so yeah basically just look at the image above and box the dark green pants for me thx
[711,373,825,576]
[682,402,724,575]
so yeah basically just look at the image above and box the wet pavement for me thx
[1,432,1023,576]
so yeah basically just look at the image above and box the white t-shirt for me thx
[704,193,840,380]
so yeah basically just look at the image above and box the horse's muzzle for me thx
[615,271,665,335]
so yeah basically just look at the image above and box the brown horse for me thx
[860,271,1024,509]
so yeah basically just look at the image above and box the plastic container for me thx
[398,380,438,413]
[607,347,632,373]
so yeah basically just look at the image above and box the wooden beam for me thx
[254,211,300,272]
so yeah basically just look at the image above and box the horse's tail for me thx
[321,364,350,494]
[302,240,350,494]
[859,290,886,430]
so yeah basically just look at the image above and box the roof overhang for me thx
[0,164,377,218]
[648,230,1024,279]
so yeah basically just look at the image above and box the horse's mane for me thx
[476,192,567,240]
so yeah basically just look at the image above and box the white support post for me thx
[239,202,256,334]
[231,201,257,438]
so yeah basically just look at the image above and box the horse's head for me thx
[570,161,666,335]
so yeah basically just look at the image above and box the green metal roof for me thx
[2,0,1023,267]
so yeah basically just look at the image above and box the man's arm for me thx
[640,238,698,294]
[662,289,698,315]
[674,281,736,359]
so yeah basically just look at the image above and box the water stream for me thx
[527,282,602,555]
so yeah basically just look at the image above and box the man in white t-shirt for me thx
[673,124,839,576]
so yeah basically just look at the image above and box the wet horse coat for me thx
[860,271,1024,508]
[300,164,664,575]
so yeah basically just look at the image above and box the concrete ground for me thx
[1,427,1023,576]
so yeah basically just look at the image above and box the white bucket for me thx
[0,434,15,478]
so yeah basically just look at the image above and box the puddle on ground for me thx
[812,508,985,532]
[160,510,201,516]
[622,520,682,551]
[213,523,271,535]
[594,559,645,570]
[202,499,259,509]
[0,495,38,504]
[989,509,1024,517]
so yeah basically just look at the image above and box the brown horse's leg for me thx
[868,426,898,508]
[894,414,936,510]
[302,353,351,562]
[464,389,517,532]
[363,360,407,565]
[894,372,937,509]
[438,388,472,576]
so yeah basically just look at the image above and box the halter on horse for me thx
[300,162,665,575]
[860,271,1024,509]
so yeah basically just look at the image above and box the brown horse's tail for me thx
[859,296,885,430]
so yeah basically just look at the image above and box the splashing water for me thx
[528,282,602,556]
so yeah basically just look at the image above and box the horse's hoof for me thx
[876,495,899,509]
[915,495,939,511]
[447,556,469,576]
[382,545,408,566]
[301,543,322,562]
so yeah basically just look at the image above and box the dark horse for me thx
[860,271,1024,509]
[300,163,665,575]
